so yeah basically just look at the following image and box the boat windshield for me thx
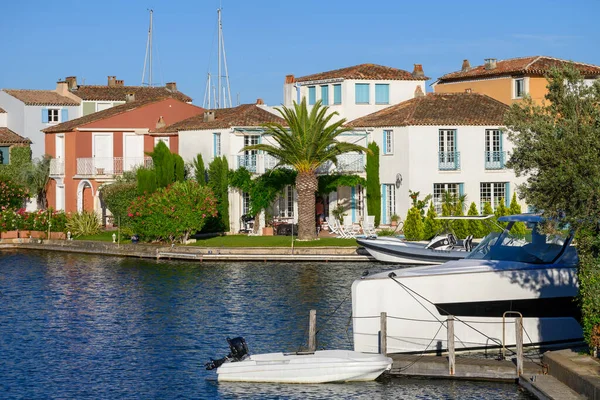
[466,222,569,264]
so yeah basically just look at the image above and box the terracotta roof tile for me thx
[2,90,80,106]
[0,127,31,144]
[295,63,429,82]
[0,108,6,113]
[71,85,192,102]
[438,56,600,83]
[43,97,177,133]
[153,104,286,133]
[348,93,508,127]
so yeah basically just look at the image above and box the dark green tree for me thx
[504,65,600,348]
[150,141,174,188]
[509,193,527,236]
[466,202,484,238]
[192,153,207,185]
[403,206,424,241]
[423,201,441,240]
[136,168,157,195]
[366,142,381,227]
[174,154,185,182]
[207,156,230,232]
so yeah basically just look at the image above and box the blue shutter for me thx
[333,84,341,104]
[382,131,388,155]
[351,186,356,222]
[499,130,505,168]
[459,183,464,197]
[375,84,389,104]
[355,84,369,104]
[61,109,68,122]
[308,86,316,105]
[213,133,217,157]
[454,129,459,169]
[42,108,48,123]
[381,184,387,224]
[320,85,329,106]
[505,182,510,208]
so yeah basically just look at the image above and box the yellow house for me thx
[433,56,600,105]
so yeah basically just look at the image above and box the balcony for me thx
[49,159,65,176]
[316,154,365,174]
[484,151,506,170]
[76,157,152,177]
[438,151,460,171]
[234,153,365,175]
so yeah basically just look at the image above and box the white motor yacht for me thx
[352,214,582,354]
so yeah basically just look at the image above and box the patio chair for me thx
[361,215,377,238]
[342,215,360,239]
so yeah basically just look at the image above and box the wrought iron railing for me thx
[438,151,461,170]
[237,154,258,173]
[484,151,506,170]
[76,157,152,176]
[316,154,365,174]
[49,159,64,176]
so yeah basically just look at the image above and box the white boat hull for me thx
[217,350,392,383]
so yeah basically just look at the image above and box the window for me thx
[278,185,294,217]
[243,192,251,215]
[42,108,67,124]
[48,109,59,123]
[514,78,525,98]
[438,129,459,170]
[375,84,390,104]
[355,83,370,104]
[480,182,508,211]
[213,133,221,157]
[97,102,113,112]
[383,130,393,155]
[433,183,460,214]
[320,85,329,106]
[485,129,504,169]
[381,184,396,223]
[333,84,342,104]
[154,137,170,147]
[308,86,316,105]
[243,135,259,171]
[0,146,9,165]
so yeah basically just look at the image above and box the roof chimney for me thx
[484,58,497,70]
[461,59,471,72]
[156,116,166,129]
[285,74,295,84]
[414,85,425,98]
[56,81,69,95]
[256,98,264,105]
[115,79,124,87]
[126,92,135,102]
[203,111,215,122]
[412,64,425,78]
[166,82,178,92]
[108,76,117,87]
[65,76,77,89]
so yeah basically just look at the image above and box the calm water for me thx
[0,250,533,399]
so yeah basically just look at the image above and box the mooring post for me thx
[447,315,455,375]
[380,312,387,356]
[516,316,523,376]
[308,309,317,352]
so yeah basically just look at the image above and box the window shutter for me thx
[321,85,329,106]
[381,184,387,224]
[42,108,48,123]
[308,86,316,105]
[351,186,356,223]
[459,183,464,197]
[61,109,68,122]
[382,131,388,155]
[213,133,217,157]
[375,84,389,104]
[505,182,510,207]
[333,84,341,104]
[355,84,370,104]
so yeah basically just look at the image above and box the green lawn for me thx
[75,230,130,243]
[189,235,358,247]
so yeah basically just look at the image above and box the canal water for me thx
[0,250,533,399]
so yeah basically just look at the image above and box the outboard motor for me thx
[205,337,250,370]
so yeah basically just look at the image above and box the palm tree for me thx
[242,99,369,240]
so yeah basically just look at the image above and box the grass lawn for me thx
[75,230,130,243]
[189,235,358,248]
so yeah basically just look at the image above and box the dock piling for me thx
[380,312,387,356]
[308,309,316,352]
[447,315,455,375]
[516,316,524,375]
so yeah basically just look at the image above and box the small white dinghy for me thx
[206,337,392,384]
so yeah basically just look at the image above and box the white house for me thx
[0,85,80,159]
[349,92,527,223]
[283,63,428,122]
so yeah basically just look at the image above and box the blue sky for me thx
[1,0,598,107]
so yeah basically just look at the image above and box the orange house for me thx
[43,97,204,215]
[433,56,600,105]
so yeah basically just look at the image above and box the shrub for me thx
[481,202,496,236]
[137,168,157,195]
[151,141,174,188]
[101,181,138,223]
[127,180,218,243]
[0,177,28,210]
[403,206,424,241]
[207,156,230,232]
[423,201,441,240]
[366,142,381,227]
[66,211,101,237]
[509,193,527,236]
[467,202,484,238]
[192,153,207,185]
[174,154,185,182]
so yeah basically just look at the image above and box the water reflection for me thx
[0,250,532,399]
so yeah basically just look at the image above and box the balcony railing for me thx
[49,159,65,176]
[234,153,365,175]
[316,154,365,174]
[438,151,461,171]
[484,151,506,170]
[237,154,258,173]
[76,157,152,176]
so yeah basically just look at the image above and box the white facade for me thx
[364,124,527,224]
[284,79,426,122]
[0,91,80,158]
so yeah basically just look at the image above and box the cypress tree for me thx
[366,142,381,227]
[207,156,230,232]
[467,202,484,238]
[136,168,157,195]
[481,202,496,236]
[174,154,185,182]
[509,193,527,236]
[193,153,206,186]
[423,201,441,240]
[403,206,424,241]
[219,156,230,232]
[151,141,174,188]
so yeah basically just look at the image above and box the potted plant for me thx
[390,214,400,227]
[332,204,346,224]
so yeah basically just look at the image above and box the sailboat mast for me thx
[149,9,153,87]
[141,9,154,87]
[217,7,222,108]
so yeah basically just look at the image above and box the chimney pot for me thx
[203,111,215,122]
[484,58,497,70]
[115,79,124,87]
[412,64,425,78]
[108,76,117,86]
[126,92,135,102]
[414,85,425,98]
[256,98,264,105]
[156,116,166,129]
[461,59,471,72]
[56,81,69,95]
[285,74,295,84]
[65,76,77,89]
[165,82,178,92]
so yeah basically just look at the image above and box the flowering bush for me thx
[0,208,68,232]
[0,178,28,210]
[127,181,218,243]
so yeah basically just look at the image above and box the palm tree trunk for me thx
[295,171,318,240]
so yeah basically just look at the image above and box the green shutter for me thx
[505,182,510,207]
[83,102,96,116]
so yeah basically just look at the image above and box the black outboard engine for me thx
[205,337,250,370]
